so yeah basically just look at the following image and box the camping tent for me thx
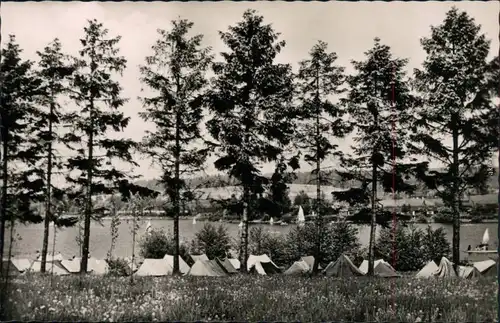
[284,260,310,276]
[216,258,238,274]
[415,260,439,278]
[247,254,281,275]
[188,260,227,277]
[163,254,190,274]
[190,254,209,263]
[61,257,108,274]
[300,256,322,271]
[37,253,64,262]
[30,260,70,275]
[473,259,497,277]
[228,258,241,270]
[61,258,85,273]
[10,258,33,273]
[458,265,481,279]
[135,259,173,276]
[359,259,400,278]
[88,258,109,275]
[323,254,365,277]
[1,259,21,276]
[435,257,457,278]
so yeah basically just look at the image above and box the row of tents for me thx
[2,252,497,278]
[416,257,497,278]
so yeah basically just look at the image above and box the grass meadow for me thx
[1,274,497,322]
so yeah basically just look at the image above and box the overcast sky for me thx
[3,1,499,181]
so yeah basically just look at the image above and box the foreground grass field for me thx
[1,274,497,322]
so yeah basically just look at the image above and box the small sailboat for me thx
[297,206,305,227]
[482,228,490,245]
[238,221,243,229]
[145,220,152,235]
[270,217,274,226]
[192,217,197,225]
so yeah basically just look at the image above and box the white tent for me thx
[458,265,481,279]
[284,260,310,275]
[61,258,85,273]
[37,253,64,262]
[190,254,209,263]
[415,260,439,278]
[10,258,33,273]
[135,259,173,276]
[228,258,241,270]
[359,259,389,274]
[61,257,108,274]
[473,259,496,273]
[30,260,70,275]
[435,257,457,278]
[187,260,227,277]
[163,254,190,274]
[300,256,321,271]
[247,254,281,275]
[359,259,400,277]
[88,258,109,275]
[323,254,365,277]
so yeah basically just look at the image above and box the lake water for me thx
[4,219,498,261]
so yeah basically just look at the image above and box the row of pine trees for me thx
[0,8,498,279]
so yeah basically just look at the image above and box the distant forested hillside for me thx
[136,167,499,192]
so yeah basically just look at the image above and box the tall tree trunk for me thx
[130,208,136,284]
[497,12,500,308]
[367,112,378,277]
[80,97,94,274]
[240,189,250,274]
[312,76,321,275]
[41,99,55,273]
[0,132,9,276]
[173,111,181,275]
[451,117,460,272]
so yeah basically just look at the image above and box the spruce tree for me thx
[333,38,418,276]
[0,36,44,277]
[65,20,136,273]
[139,19,212,275]
[34,38,76,273]
[411,7,499,270]
[206,10,295,272]
[296,40,350,274]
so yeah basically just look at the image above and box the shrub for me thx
[376,224,451,271]
[106,257,132,277]
[376,224,425,271]
[285,220,360,266]
[421,226,451,264]
[190,223,231,259]
[433,209,454,224]
[139,228,190,260]
[248,227,290,267]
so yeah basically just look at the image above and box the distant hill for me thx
[136,167,498,196]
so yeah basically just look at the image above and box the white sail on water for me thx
[270,217,274,225]
[297,206,305,227]
[192,217,197,225]
[482,228,490,245]
[238,221,243,229]
[145,220,152,235]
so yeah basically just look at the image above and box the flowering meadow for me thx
[2,274,497,322]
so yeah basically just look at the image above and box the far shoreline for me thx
[98,216,498,225]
